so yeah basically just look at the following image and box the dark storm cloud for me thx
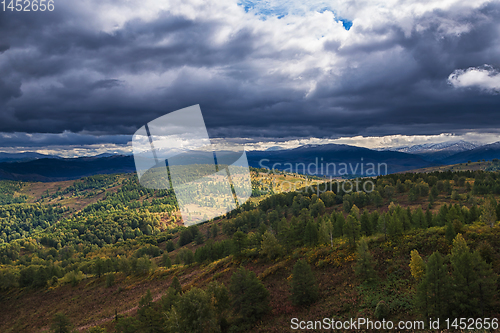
[0,132,130,148]
[0,0,499,143]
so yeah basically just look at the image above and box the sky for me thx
[1,0,500,157]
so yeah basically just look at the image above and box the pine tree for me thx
[445,222,456,244]
[318,216,334,247]
[260,230,282,260]
[137,289,164,333]
[425,209,433,227]
[171,276,182,294]
[290,259,319,306]
[232,230,247,256]
[360,210,372,236]
[416,251,450,320]
[162,253,172,268]
[166,240,175,252]
[333,213,345,238]
[449,234,497,317]
[230,267,270,324]
[206,281,231,330]
[50,312,73,333]
[387,213,403,238]
[172,287,216,333]
[355,239,376,283]
[344,215,360,247]
[480,198,497,228]
[303,220,318,246]
[378,214,388,241]
[212,224,218,238]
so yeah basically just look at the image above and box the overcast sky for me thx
[1,0,500,156]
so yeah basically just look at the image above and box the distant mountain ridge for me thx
[3,141,500,181]
[246,143,436,176]
[385,140,480,162]
[441,141,500,164]
[0,152,60,163]
[0,155,135,181]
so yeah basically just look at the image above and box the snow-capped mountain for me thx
[383,140,481,161]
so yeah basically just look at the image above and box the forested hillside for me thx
[1,166,500,332]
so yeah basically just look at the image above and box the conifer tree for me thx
[303,220,318,246]
[449,234,497,317]
[360,210,372,236]
[318,216,334,247]
[416,251,450,320]
[260,230,282,260]
[230,267,270,324]
[290,259,319,305]
[344,215,360,247]
[172,287,216,333]
[480,198,497,228]
[50,313,73,333]
[333,212,345,238]
[162,253,172,268]
[355,239,376,283]
[171,276,182,294]
[445,222,456,244]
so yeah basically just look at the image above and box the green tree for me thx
[290,259,319,306]
[106,273,115,288]
[445,222,456,244]
[211,224,218,238]
[171,276,182,294]
[360,210,372,236]
[50,312,73,333]
[480,198,497,227]
[230,267,270,324]
[355,239,376,283]
[232,230,247,257]
[303,220,318,246]
[374,300,389,320]
[194,232,204,245]
[333,213,345,238]
[449,234,497,317]
[416,251,450,320]
[170,288,216,333]
[318,216,334,247]
[206,281,231,331]
[260,230,282,260]
[344,215,360,247]
[165,240,175,252]
[137,289,164,333]
[162,253,172,268]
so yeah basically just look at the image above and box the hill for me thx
[1,168,500,332]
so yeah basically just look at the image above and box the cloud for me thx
[0,0,499,144]
[448,65,500,93]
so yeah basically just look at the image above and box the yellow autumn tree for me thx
[409,249,425,282]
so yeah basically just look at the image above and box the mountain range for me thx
[383,140,480,161]
[1,140,500,181]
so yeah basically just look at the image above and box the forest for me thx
[0,168,500,332]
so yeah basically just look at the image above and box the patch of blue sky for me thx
[238,0,289,20]
[237,0,352,29]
